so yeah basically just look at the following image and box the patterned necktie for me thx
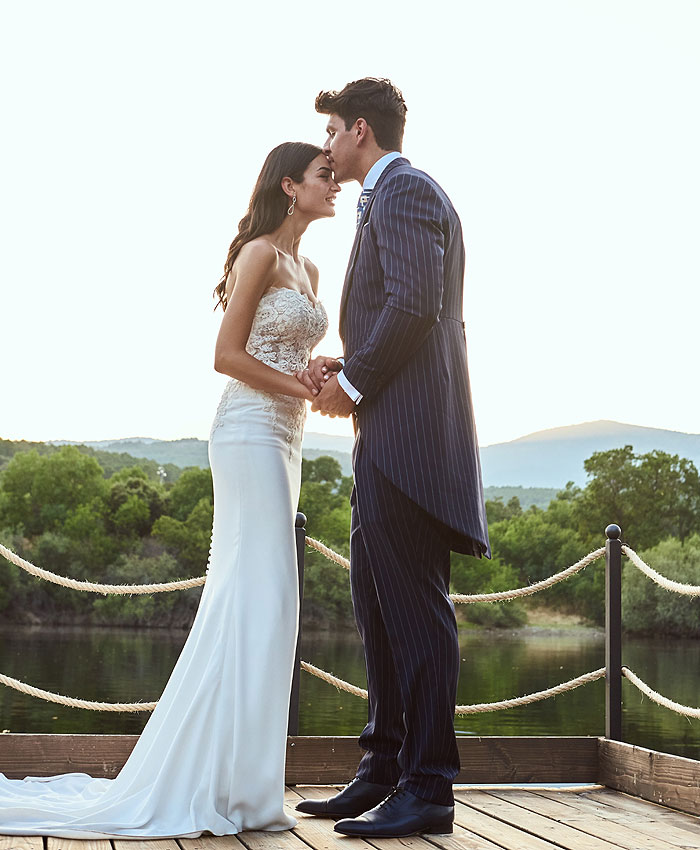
[356,188,372,227]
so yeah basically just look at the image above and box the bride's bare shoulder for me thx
[235,238,279,269]
[226,239,279,297]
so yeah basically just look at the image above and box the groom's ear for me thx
[354,118,370,146]
[280,176,295,198]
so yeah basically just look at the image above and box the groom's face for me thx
[323,114,359,184]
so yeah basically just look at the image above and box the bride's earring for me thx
[287,195,297,216]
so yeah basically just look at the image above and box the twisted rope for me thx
[622,546,700,596]
[300,661,606,714]
[300,661,368,699]
[622,667,700,719]
[305,538,606,603]
[0,672,157,712]
[450,548,605,603]
[0,543,206,594]
[455,668,605,714]
[1,660,606,714]
[306,537,350,570]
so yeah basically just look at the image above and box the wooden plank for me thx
[486,789,682,850]
[285,736,598,784]
[534,789,700,848]
[0,839,43,850]
[227,829,306,849]
[0,734,138,779]
[454,795,563,850]
[47,841,111,850]
[457,790,617,850]
[179,835,247,849]
[0,735,598,784]
[113,842,179,850]
[585,787,700,833]
[598,738,700,816]
[285,737,363,784]
[453,737,598,784]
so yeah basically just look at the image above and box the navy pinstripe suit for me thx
[341,157,490,806]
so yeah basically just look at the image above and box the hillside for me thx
[480,420,700,487]
[45,420,700,489]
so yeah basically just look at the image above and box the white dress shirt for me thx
[337,151,403,404]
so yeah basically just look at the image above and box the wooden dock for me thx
[1,783,699,850]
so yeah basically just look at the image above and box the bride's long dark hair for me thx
[214,142,324,311]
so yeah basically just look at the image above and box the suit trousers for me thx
[350,437,460,807]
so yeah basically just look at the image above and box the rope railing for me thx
[2,534,700,722]
[6,661,700,721]
[0,540,606,603]
[622,667,700,719]
[0,672,157,713]
[302,662,607,714]
[622,545,700,596]
[0,543,205,595]
[5,539,698,604]
[0,664,607,715]
[450,548,605,603]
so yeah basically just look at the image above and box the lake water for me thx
[1,625,699,761]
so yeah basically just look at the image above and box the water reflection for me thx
[1,625,698,761]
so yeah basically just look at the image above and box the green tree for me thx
[622,536,700,636]
[450,551,526,627]
[153,497,214,574]
[486,496,522,525]
[575,447,700,550]
[0,446,105,536]
[165,467,213,522]
[106,467,165,538]
[298,457,353,624]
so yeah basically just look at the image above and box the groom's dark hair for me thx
[315,78,407,151]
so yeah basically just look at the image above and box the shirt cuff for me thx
[337,370,363,404]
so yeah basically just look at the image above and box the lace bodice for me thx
[210,287,328,452]
[245,287,328,372]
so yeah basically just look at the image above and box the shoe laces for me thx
[376,788,407,810]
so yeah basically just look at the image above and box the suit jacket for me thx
[341,157,490,557]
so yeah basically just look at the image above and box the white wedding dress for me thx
[0,287,328,838]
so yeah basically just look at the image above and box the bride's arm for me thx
[214,242,313,401]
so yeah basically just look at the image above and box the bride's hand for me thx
[298,382,316,402]
[297,357,342,396]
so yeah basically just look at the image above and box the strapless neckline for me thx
[261,287,322,310]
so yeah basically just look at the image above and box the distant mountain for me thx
[303,432,355,454]
[483,486,558,510]
[51,437,210,469]
[46,420,700,489]
[480,420,700,488]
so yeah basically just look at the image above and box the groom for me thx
[296,78,490,839]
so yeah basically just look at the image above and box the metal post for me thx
[287,511,306,736]
[605,523,623,741]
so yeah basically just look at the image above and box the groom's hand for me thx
[311,374,356,417]
[296,356,342,396]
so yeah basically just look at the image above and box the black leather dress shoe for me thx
[334,788,454,837]
[295,778,394,818]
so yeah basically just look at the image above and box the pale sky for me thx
[1,0,698,448]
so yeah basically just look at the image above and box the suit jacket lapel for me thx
[339,157,410,334]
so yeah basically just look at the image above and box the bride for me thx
[0,142,339,837]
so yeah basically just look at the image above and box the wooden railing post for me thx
[287,511,306,736]
[605,523,623,741]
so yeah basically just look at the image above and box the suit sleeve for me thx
[342,173,446,400]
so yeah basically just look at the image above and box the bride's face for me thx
[294,154,341,219]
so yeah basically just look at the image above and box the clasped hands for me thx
[295,357,356,418]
